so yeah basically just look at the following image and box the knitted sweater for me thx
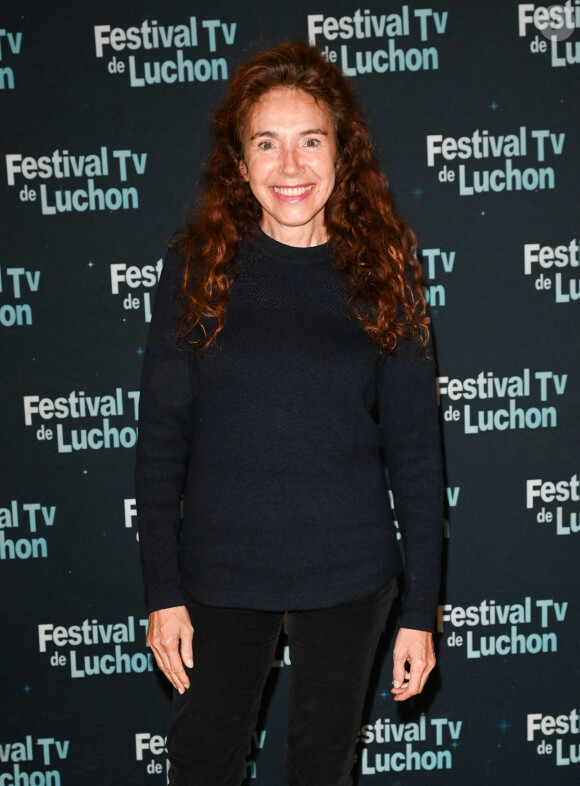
[136,229,443,631]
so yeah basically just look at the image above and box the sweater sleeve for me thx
[377,332,444,632]
[135,243,194,613]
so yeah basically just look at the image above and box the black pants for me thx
[168,579,397,786]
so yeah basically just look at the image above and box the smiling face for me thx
[241,88,337,247]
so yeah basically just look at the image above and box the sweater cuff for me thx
[398,597,439,633]
[145,581,186,614]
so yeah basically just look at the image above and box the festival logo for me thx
[527,707,580,768]
[0,27,22,89]
[358,713,462,775]
[93,16,237,87]
[38,614,153,679]
[437,368,568,435]
[135,733,168,780]
[527,473,580,535]
[0,265,40,327]
[426,126,566,196]
[444,485,459,539]
[124,497,138,539]
[0,735,70,784]
[110,258,163,323]
[0,500,56,561]
[307,5,450,75]
[421,247,456,309]
[438,595,568,658]
[523,237,579,303]
[5,147,148,216]
[135,730,266,781]
[23,387,140,454]
[518,2,580,68]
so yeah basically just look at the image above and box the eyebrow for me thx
[249,128,329,141]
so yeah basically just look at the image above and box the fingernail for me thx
[186,659,193,668]
[393,680,401,688]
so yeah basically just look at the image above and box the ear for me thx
[239,158,249,182]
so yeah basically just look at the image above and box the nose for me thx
[280,145,303,177]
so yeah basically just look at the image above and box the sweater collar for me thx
[256,226,332,265]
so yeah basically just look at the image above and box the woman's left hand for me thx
[391,627,436,701]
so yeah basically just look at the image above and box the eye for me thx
[304,138,320,147]
[258,140,274,150]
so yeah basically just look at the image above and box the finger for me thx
[417,658,435,694]
[180,627,194,670]
[166,646,191,693]
[148,643,182,691]
[148,636,189,693]
[146,629,171,673]
[403,658,424,697]
[392,657,408,690]
[393,654,435,701]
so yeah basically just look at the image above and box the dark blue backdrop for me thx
[1,1,579,783]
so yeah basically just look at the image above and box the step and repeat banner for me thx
[1,1,578,784]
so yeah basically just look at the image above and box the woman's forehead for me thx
[244,88,333,131]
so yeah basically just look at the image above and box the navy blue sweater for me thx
[136,229,443,631]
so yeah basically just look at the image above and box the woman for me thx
[136,40,443,786]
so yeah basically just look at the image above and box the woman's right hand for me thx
[146,605,194,694]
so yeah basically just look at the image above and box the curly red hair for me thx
[176,40,428,353]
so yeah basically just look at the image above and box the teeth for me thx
[273,186,313,196]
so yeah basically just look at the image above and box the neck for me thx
[259,216,328,248]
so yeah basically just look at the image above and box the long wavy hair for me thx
[176,40,429,353]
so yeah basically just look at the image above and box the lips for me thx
[271,185,314,201]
